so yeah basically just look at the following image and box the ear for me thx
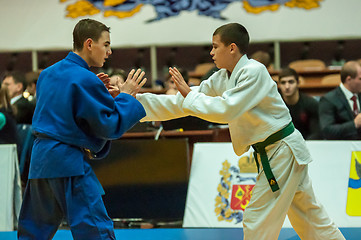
[229,43,238,54]
[345,75,352,84]
[15,82,23,92]
[85,38,93,51]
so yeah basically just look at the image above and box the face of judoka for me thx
[210,34,239,73]
[89,31,112,67]
[278,75,299,97]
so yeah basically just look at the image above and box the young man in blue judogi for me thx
[18,19,147,240]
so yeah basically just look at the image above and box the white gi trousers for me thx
[243,140,345,240]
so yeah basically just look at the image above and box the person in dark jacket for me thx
[319,61,361,139]
[278,67,320,139]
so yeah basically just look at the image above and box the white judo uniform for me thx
[137,55,344,240]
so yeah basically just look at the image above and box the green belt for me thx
[252,122,295,192]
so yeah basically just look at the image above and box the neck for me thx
[283,91,299,105]
[74,50,91,67]
[227,54,243,76]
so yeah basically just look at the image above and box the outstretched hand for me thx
[98,69,147,98]
[119,69,147,97]
[169,67,191,98]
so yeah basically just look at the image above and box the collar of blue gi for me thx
[66,52,90,70]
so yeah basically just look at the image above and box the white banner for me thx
[183,141,361,228]
[1,0,361,51]
[0,144,22,231]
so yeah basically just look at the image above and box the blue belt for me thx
[34,132,110,160]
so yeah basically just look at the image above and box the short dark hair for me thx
[109,68,126,80]
[213,23,249,54]
[73,19,110,51]
[25,70,41,85]
[3,71,27,90]
[279,67,299,83]
[341,61,358,83]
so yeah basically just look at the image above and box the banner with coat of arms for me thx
[183,141,361,228]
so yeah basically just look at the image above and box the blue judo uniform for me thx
[18,52,146,240]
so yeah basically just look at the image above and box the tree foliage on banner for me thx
[60,0,322,21]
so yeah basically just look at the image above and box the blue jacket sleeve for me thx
[73,76,146,140]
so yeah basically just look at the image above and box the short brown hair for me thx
[3,71,27,91]
[279,67,299,83]
[341,61,359,83]
[73,19,110,51]
[213,23,249,54]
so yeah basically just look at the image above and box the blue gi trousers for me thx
[18,164,115,240]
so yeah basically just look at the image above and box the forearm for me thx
[136,93,187,121]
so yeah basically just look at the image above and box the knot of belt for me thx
[252,122,295,192]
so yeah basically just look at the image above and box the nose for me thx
[210,49,214,56]
[108,48,112,56]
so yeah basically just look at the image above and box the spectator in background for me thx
[278,67,320,139]
[1,71,34,124]
[25,70,41,106]
[109,68,126,88]
[319,61,361,139]
[165,68,188,95]
[251,50,273,70]
[0,87,18,144]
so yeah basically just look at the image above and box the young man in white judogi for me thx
[132,23,345,239]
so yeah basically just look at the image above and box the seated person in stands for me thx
[25,70,41,106]
[165,68,189,95]
[0,87,18,144]
[109,68,126,87]
[319,61,361,140]
[1,71,35,124]
[278,67,320,139]
[251,50,273,70]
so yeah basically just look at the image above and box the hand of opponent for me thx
[169,67,191,98]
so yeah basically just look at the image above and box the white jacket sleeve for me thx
[136,70,221,122]
[136,92,188,121]
[182,64,275,123]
